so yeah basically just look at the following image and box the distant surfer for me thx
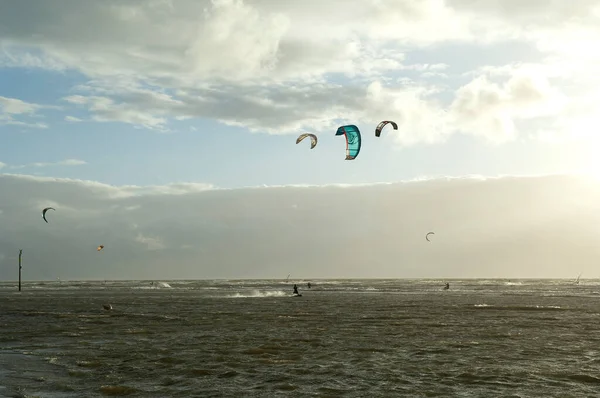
[444,283,449,290]
[307,282,312,289]
[293,284,299,295]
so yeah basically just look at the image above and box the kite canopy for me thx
[426,232,435,242]
[335,125,361,160]
[97,245,105,251]
[42,207,55,223]
[375,120,398,137]
[296,133,318,149]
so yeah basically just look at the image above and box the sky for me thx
[2,0,600,280]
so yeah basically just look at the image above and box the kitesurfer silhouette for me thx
[293,284,299,295]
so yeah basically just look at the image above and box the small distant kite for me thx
[375,121,398,137]
[97,245,105,251]
[426,232,435,242]
[42,207,55,223]
[335,125,361,160]
[296,133,318,149]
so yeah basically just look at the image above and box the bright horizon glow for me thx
[1,172,600,280]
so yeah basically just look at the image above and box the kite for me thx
[97,245,105,251]
[375,121,398,137]
[42,207,55,223]
[296,133,318,149]
[335,125,361,160]
[426,232,435,242]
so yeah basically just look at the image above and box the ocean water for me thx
[1,279,600,397]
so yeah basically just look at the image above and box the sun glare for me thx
[577,138,600,181]
[549,109,600,180]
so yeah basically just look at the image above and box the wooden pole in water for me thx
[18,249,22,292]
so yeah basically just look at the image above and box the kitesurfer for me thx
[307,282,312,288]
[293,284,299,295]
[444,283,450,290]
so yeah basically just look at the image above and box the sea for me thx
[1,279,600,397]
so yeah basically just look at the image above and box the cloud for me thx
[1,1,599,143]
[0,172,599,280]
[0,95,41,114]
[8,159,88,170]
[36,159,87,167]
[135,233,166,251]
[0,96,53,129]
[64,115,82,122]
[0,173,215,199]
[64,93,170,130]
[448,66,568,143]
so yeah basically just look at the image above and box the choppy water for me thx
[1,279,600,397]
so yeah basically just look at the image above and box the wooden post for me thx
[18,249,22,292]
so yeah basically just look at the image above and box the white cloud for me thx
[0,96,53,129]
[47,159,87,167]
[449,68,568,143]
[135,233,166,251]
[0,96,40,114]
[0,0,599,143]
[8,159,88,169]
[58,159,87,166]
[64,115,82,122]
[64,93,169,130]
[1,172,600,279]
[0,173,215,199]
[0,43,69,71]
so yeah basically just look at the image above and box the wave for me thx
[226,290,287,298]
[473,304,564,311]
[132,281,173,289]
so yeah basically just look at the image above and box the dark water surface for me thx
[1,279,600,397]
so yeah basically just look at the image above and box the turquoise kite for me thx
[335,125,361,160]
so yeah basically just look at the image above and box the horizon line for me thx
[0,171,594,192]
[0,277,588,282]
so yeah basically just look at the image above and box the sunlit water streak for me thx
[1,279,600,397]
